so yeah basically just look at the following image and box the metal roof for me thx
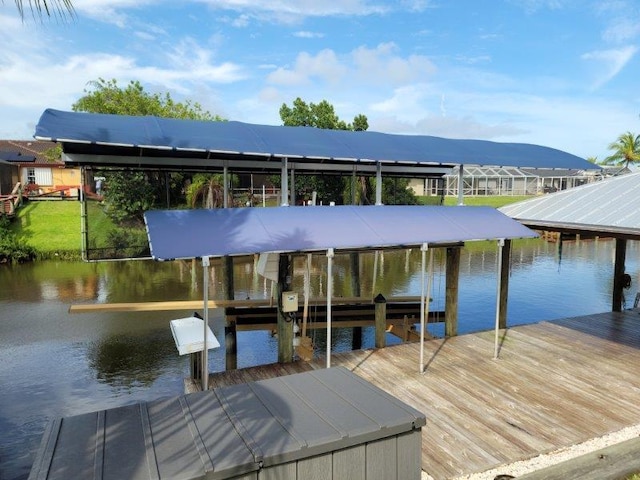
[499,172,640,239]
[144,205,537,261]
[34,109,595,172]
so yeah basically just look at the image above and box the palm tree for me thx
[9,0,74,19]
[604,132,640,168]
[186,174,231,209]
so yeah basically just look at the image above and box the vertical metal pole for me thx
[290,165,296,206]
[281,157,289,206]
[80,167,88,261]
[419,244,427,373]
[223,165,229,209]
[420,247,434,373]
[202,255,210,391]
[457,164,464,205]
[326,248,334,368]
[494,239,505,359]
[375,162,383,205]
[351,167,357,205]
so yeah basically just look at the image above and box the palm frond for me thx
[12,0,75,20]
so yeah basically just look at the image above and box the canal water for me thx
[0,238,638,480]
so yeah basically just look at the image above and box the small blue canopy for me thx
[144,205,537,260]
[35,109,594,170]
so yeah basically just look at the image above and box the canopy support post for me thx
[494,239,505,359]
[202,255,210,391]
[499,239,511,329]
[290,165,296,206]
[80,166,88,262]
[326,248,334,368]
[277,254,294,363]
[375,162,383,205]
[223,256,236,370]
[419,244,434,373]
[223,165,229,209]
[350,252,362,350]
[445,246,461,337]
[457,164,464,206]
[613,238,627,312]
[281,157,289,206]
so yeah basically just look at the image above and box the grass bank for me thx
[9,200,115,259]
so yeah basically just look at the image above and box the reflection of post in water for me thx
[87,330,174,388]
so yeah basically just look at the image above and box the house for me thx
[410,165,604,197]
[0,140,81,198]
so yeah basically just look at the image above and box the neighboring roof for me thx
[520,168,596,178]
[34,109,595,172]
[444,165,600,179]
[0,139,62,166]
[499,172,640,239]
[144,205,537,261]
[0,152,36,162]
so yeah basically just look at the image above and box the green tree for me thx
[73,78,222,121]
[9,0,73,19]
[278,97,416,205]
[278,98,356,203]
[604,132,640,168]
[72,79,223,225]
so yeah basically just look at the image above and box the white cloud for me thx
[293,31,324,38]
[351,43,437,85]
[194,0,389,25]
[507,0,569,14]
[266,43,436,89]
[70,0,160,27]
[581,45,638,89]
[602,15,640,43]
[267,49,347,86]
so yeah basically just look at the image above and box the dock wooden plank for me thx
[202,310,640,479]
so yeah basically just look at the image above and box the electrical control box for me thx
[282,292,298,313]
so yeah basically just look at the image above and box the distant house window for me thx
[24,167,52,186]
[27,168,36,184]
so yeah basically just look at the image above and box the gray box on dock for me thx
[29,366,426,480]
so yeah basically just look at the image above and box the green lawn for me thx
[11,201,82,253]
[9,200,116,255]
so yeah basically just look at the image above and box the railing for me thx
[0,182,22,217]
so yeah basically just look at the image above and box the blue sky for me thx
[1,0,639,160]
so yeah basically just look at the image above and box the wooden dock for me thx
[197,310,640,479]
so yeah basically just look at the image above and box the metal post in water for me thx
[494,239,505,359]
[326,248,334,368]
[202,255,210,391]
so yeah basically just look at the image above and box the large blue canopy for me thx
[144,205,537,260]
[35,109,594,170]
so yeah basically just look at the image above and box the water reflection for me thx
[0,238,638,480]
